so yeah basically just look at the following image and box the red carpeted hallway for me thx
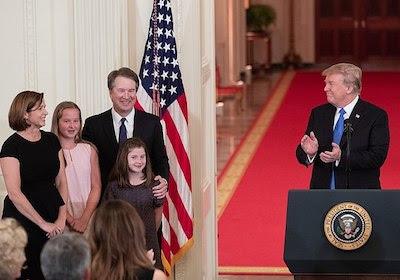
[217,71,400,274]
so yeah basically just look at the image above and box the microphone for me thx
[344,119,353,189]
[344,119,353,134]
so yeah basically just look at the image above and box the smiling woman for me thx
[0,91,68,280]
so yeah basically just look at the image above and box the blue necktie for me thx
[119,118,127,145]
[330,108,346,189]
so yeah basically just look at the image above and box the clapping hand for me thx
[300,131,319,157]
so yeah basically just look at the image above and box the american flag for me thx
[136,0,193,275]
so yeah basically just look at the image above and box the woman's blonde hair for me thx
[86,199,153,280]
[0,218,28,279]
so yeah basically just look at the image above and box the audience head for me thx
[107,67,139,117]
[87,199,153,280]
[40,232,91,280]
[322,63,362,95]
[8,90,45,131]
[51,101,83,143]
[112,137,154,187]
[0,218,28,279]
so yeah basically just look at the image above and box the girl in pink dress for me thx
[51,102,101,233]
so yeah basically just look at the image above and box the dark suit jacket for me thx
[296,99,389,189]
[82,109,169,193]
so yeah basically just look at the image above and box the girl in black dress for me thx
[104,137,165,270]
[0,91,67,280]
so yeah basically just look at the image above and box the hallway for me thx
[216,61,400,279]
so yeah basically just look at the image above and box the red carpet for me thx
[218,71,400,273]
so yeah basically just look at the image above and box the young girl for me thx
[104,137,164,270]
[51,101,101,233]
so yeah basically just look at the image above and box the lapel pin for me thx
[355,114,360,119]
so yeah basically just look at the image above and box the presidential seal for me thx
[324,202,372,250]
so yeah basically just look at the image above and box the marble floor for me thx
[216,69,293,280]
[216,70,282,176]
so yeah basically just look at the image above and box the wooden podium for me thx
[284,190,400,280]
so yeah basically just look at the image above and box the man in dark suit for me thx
[82,67,169,198]
[296,63,389,189]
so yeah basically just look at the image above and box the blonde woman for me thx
[0,218,28,280]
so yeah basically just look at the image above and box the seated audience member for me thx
[86,199,166,280]
[40,232,91,280]
[0,218,28,280]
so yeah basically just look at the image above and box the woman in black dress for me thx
[0,91,68,280]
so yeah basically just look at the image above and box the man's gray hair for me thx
[40,232,91,280]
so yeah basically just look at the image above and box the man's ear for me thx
[346,85,354,95]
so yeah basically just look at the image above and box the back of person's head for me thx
[40,232,91,280]
[51,101,83,142]
[111,137,154,187]
[322,63,362,94]
[0,218,28,279]
[87,199,153,280]
[8,90,44,131]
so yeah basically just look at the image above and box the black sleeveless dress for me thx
[137,267,155,279]
[1,131,65,280]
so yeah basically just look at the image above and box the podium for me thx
[284,190,400,280]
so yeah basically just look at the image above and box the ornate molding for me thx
[23,0,38,89]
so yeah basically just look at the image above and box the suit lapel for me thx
[326,105,336,143]
[347,98,364,130]
[133,110,144,137]
[340,98,364,146]
[103,109,118,146]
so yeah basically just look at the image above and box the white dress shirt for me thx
[111,108,135,142]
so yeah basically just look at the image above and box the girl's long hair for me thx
[86,200,154,280]
[109,137,154,187]
[51,101,83,143]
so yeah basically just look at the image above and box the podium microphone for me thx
[344,119,353,189]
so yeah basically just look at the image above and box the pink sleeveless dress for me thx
[63,143,92,219]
